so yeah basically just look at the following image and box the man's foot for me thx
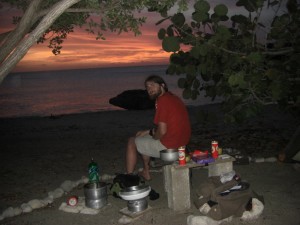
[138,169,151,181]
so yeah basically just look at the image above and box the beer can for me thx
[178,146,186,165]
[211,141,219,159]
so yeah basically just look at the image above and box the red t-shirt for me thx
[154,92,191,148]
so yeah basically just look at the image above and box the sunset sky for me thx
[0,1,279,73]
[0,3,176,72]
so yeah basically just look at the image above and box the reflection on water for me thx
[0,65,219,118]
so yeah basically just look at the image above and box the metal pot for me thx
[160,149,179,162]
[84,182,108,209]
[127,197,148,212]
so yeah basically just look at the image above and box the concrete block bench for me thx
[163,155,235,211]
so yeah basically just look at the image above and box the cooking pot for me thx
[160,149,179,162]
[84,182,108,209]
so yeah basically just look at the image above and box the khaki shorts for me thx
[135,134,166,158]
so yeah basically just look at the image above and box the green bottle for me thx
[88,158,99,183]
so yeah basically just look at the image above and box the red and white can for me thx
[211,141,219,159]
[178,146,186,165]
[67,196,78,206]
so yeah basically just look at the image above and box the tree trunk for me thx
[0,0,81,84]
[0,0,43,63]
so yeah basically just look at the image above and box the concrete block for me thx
[163,164,191,211]
[208,160,233,177]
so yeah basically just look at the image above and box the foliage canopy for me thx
[158,0,300,123]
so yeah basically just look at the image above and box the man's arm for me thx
[152,122,167,140]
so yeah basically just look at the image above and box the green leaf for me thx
[178,78,186,88]
[183,88,192,99]
[166,64,176,75]
[190,46,201,59]
[199,44,209,56]
[185,64,197,76]
[247,52,263,63]
[192,12,209,23]
[228,72,247,88]
[193,78,201,89]
[157,28,166,40]
[265,69,279,80]
[167,26,174,36]
[162,37,180,52]
[231,15,249,24]
[270,82,282,100]
[216,25,231,41]
[194,0,210,12]
[214,4,228,16]
[171,13,185,27]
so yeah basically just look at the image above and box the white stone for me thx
[60,180,76,192]
[42,196,54,205]
[118,215,133,224]
[21,203,33,213]
[293,150,300,161]
[80,207,99,215]
[2,207,15,218]
[59,202,80,213]
[28,199,45,209]
[241,198,264,221]
[199,203,211,215]
[52,188,64,199]
[13,207,22,216]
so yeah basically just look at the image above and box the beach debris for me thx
[0,175,89,221]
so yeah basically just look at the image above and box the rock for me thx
[28,199,45,209]
[48,188,64,199]
[2,207,14,218]
[241,198,264,221]
[60,180,76,192]
[21,203,32,213]
[109,89,154,110]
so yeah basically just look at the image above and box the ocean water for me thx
[0,65,215,118]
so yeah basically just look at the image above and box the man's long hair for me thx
[144,75,168,92]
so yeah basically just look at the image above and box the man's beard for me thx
[149,89,162,100]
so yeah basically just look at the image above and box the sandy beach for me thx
[0,103,299,225]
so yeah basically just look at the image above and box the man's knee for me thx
[127,137,136,148]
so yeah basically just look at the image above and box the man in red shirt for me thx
[126,75,191,180]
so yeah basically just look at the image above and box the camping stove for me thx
[118,185,151,213]
[127,197,148,212]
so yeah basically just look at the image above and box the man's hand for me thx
[135,130,150,137]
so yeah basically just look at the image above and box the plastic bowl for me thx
[160,149,179,162]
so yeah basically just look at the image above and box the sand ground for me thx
[0,104,299,225]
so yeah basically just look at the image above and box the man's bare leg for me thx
[140,154,151,180]
[126,137,137,174]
